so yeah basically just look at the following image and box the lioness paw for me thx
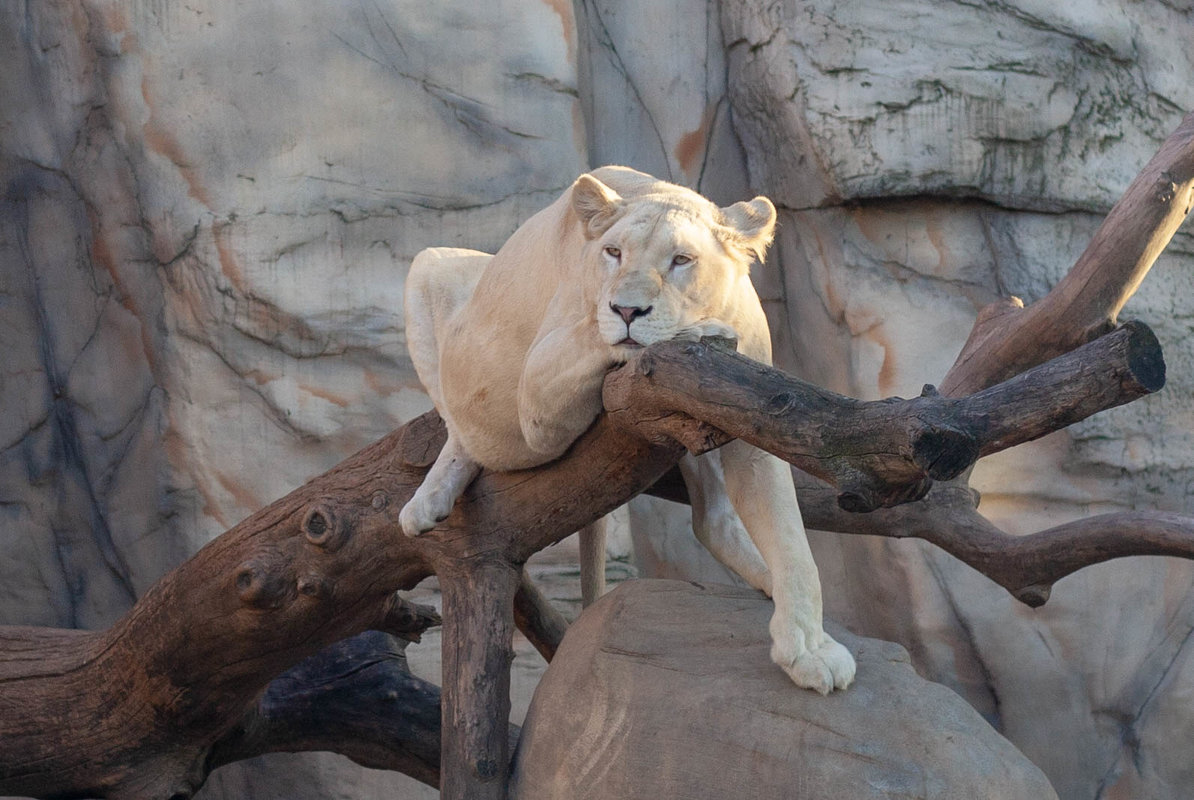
[399,491,454,537]
[771,630,856,695]
[674,318,738,347]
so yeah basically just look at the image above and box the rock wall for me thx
[2,1,1193,799]
[719,5,1194,799]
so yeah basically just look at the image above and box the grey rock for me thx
[513,579,1058,800]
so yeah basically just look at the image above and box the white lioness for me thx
[400,166,855,693]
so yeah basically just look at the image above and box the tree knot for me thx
[235,556,294,609]
[302,503,350,550]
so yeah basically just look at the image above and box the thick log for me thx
[0,319,1170,799]
[439,561,520,800]
[0,413,675,799]
[608,321,1164,512]
[209,631,447,787]
[0,315,1168,799]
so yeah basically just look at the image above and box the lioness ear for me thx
[720,197,777,262]
[571,174,623,239]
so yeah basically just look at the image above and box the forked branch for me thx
[611,320,1163,512]
[2,110,1191,800]
[0,318,1160,799]
[942,110,1194,396]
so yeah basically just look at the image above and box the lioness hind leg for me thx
[718,439,856,693]
[578,516,608,607]
[399,433,481,537]
[404,247,491,410]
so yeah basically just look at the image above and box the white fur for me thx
[400,167,855,693]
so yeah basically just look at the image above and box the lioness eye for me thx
[604,245,621,260]
[671,254,692,268]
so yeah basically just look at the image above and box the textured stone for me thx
[512,580,1058,800]
[5,1,1194,799]
[712,3,1194,798]
[2,1,583,798]
[722,0,1194,212]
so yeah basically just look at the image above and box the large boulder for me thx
[512,580,1057,799]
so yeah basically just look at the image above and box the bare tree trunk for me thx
[0,318,1167,799]
[440,561,521,799]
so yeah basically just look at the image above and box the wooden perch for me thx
[610,320,1163,512]
[2,110,1191,800]
[0,319,1168,800]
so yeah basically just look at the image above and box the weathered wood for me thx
[2,112,1192,800]
[791,475,1194,607]
[607,321,1163,512]
[0,414,673,799]
[209,631,447,787]
[0,319,1170,800]
[514,569,570,661]
[439,560,520,800]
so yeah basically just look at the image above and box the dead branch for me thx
[514,569,570,661]
[209,630,449,787]
[0,316,1165,800]
[3,111,1191,800]
[787,474,1194,607]
[609,321,1163,512]
[942,110,1194,396]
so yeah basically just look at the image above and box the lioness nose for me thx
[610,303,652,325]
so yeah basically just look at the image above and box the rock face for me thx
[714,5,1194,800]
[512,580,1058,800]
[2,2,582,798]
[3,1,1194,799]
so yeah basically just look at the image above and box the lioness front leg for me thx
[719,439,855,693]
[674,317,739,346]
[678,451,772,594]
[519,319,619,459]
[399,433,481,537]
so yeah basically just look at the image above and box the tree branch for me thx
[608,321,1163,512]
[209,631,447,787]
[789,473,1194,607]
[0,308,1172,799]
[2,111,1190,796]
[514,569,570,661]
[942,110,1194,396]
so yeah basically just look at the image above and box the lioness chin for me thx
[400,166,855,693]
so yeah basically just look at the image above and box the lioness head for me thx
[570,173,777,352]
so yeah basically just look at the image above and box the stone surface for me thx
[512,579,1058,800]
[5,1,1194,799]
[2,1,583,797]
[723,0,1194,213]
[711,4,1194,799]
